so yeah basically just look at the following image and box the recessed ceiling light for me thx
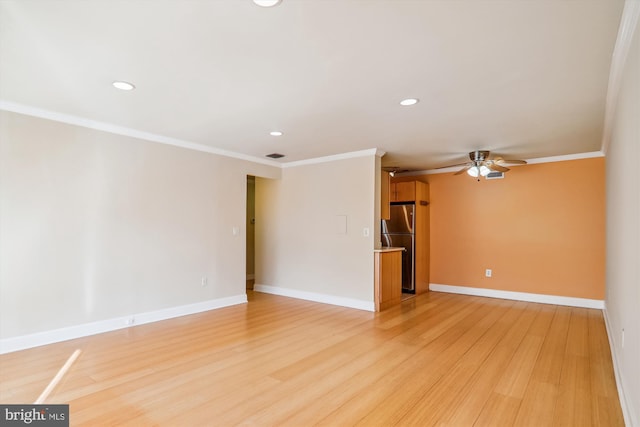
[112,81,135,91]
[253,0,282,7]
[270,131,283,136]
[400,98,419,106]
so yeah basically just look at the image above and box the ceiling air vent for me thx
[265,153,285,159]
[485,171,504,180]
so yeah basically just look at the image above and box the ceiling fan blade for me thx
[488,163,509,172]
[434,162,471,169]
[454,165,472,175]
[495,158,527,165]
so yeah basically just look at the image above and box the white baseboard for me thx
[429,283,605,309]
[0,294,247,354]
[603,306,635,427]
[254,284,375,312]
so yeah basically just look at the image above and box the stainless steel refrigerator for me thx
[381,203,415,293]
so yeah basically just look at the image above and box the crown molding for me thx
[1,100,383,170]
[281,148,381,168]
[524,150,605,165]
[399,151,605,177]
[0,100,284,168]
[601,0,640,155]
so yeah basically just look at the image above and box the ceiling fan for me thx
[437,150,527,179]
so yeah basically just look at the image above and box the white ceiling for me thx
[0,0,625,170]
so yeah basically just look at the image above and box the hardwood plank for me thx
[586,309,619,398]
[441,302,545,426]
[552,354,592,426]
[566,307,590,357]
[587,310,625,426]
[531,305,572,385]
[474,393,522,427]
[513,380,559,426]
[493,334,544,399]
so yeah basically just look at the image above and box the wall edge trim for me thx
[0,294,247,354]
[281,148,380,168]
[601,0,640,155]
[429,283,605,309]
[603,305,635,427]
[0,101,383,170]
[0,100,282,168]
[254,284,375,312]
[523,151,605,165]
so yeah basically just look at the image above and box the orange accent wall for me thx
[394,157,605,299]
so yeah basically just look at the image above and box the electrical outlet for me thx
[485,269,492,278]
[126,317,135,326]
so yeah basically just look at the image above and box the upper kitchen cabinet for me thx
[381,171,391,220]
[389,181,430,203]
[382,179,430,216]
[391,181,415,202]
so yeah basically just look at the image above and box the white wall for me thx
[605,12,640,426]
[0,111,280,342]
[255,155,377,308]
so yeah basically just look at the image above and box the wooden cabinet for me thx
[413,181,430,294]
[381,174,418,217]
[387,179,430,295]
[381,171,390,220]
[374,249,403,311]
[391,181,416,202]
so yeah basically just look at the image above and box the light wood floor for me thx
[0,291,623,426]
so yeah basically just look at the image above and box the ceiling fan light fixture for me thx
[440,151,527,177]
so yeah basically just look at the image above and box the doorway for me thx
[246,176,255,290]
